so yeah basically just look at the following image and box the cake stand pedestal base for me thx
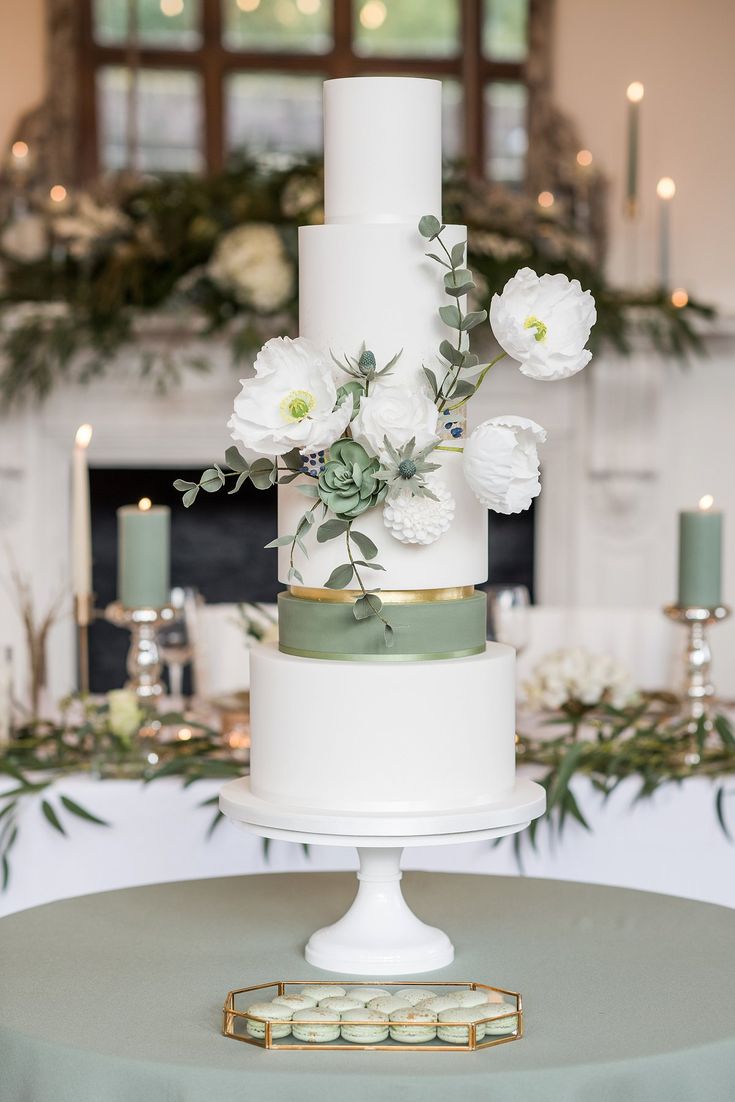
[305,847,453,974]
[220,777,545,976]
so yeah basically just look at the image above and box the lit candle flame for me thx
[75,423,93,449]
[656,176,676,201]
[699,494,715,511]
[671,288,688,308]
[626,81,645,103]
[576,149,593,167]
[138,497,152,511]
[177,727,192,741]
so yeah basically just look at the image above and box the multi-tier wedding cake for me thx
[182,76,596,822]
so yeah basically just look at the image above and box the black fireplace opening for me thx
[89,467,535,691]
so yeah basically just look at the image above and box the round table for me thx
[1,874,734,1101]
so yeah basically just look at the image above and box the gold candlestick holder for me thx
[74,594,95,695]
[663,603,731,729]
[105,601,176,701]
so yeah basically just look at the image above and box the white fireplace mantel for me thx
[1,324,734,705]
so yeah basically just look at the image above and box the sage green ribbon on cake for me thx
[277,590,487,662]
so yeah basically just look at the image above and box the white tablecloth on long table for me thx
[3,769,733,917]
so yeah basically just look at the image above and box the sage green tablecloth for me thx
[1,873,734,1102]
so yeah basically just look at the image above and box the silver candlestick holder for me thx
[105,602,176,701]
[663,603,731,728]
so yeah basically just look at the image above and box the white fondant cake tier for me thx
[249,642,516,813]
[298,221,466,390]
[278,450,487,588]
[323,77,441,225]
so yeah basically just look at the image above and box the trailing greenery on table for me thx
[511,694,735,865]
[0,159,714,407]
[0,693,241,890]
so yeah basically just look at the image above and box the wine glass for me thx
[484,585,531,655]
[157,587,197,708]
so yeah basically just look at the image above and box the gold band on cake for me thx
[289,585,475,605]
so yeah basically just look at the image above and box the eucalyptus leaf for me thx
[278,472,301,485]
[350,530,378,560]
[324,563,354,590]
[450,241,466,268]
[418,214,441,239]
[317,519,349,542]
[282,448,303,472]
[425,252,450,268]
[449,380,477,401]
[353,560,386,571]
[384,623,395,648]
[200,467,225,492]
[439,339,464,366]
[228,471,248,494]
[459,310,488,332]
[296,483,320,498]
[288,567,304,584]
[422,366,439,396]
[352,595,374,621]
[444,270,475,297]
[264,535,295,549]
[249,458,275,490]
[224,444,249,473]
[182,487,199,508]
[439,303,462,329]
[173,479,196,491]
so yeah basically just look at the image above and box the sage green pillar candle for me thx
[117,501,170,609]
[677,501,723,608]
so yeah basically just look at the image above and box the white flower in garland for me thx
[523,648,638,712]
[228,336,352,457]
[383,475,455,546]
[208,223,294,313]
[489,268,596,382]
[351,385,439,460]
[463,415,546,514]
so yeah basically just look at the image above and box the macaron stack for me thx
[243,985,518,1046]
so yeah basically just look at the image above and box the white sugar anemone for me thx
[463,415,546,514]
[489,268,596,381]
[228,336,352,457]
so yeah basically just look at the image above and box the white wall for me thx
[554,0,735,313]
[0,0,46,151]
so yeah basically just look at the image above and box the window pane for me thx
[97,67,204,172]
[223,0,331,53]
[354,0,459,58]
[483,0,528,62]
[484,82,527,185]
[93,0,201,48]
[226,73,324,157]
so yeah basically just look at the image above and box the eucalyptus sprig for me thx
[419,214,502,412]
[174,444,304,508]
[315,518,393,645]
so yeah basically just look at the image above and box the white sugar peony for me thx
[228,336,352,457]
[489,268,596,381]
[463,415,546,514]
[351,385,439,460]
[383,476,455,546]
[523,648,638,712]
[208,223,294,312]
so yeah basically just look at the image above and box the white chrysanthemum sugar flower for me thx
[208,223,294,312]
[523,647,638,712]
[383,475,455,546]
[489,267,596,382]
[463,415,546,514]
[228,336,352,457]
[351,385,439,460]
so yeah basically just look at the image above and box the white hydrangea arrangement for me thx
[177,215,596,644]
[523,648,638,713]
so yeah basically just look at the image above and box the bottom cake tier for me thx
[249,642,516,814]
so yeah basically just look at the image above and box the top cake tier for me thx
[324,77,441,226]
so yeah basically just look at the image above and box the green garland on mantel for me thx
[0,159,715,408]
[512,694,735,865]
[0,691,733,890]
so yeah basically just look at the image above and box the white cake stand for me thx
[220,777,545,976]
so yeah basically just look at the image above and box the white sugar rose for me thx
[383,476,455,546]
[489,268,596,381]
[228,336,352,457]
[209,223,294,312]
[463,415,546,514]
[351,386,439,460]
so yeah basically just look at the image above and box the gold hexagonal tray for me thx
[223,979,523,1052]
